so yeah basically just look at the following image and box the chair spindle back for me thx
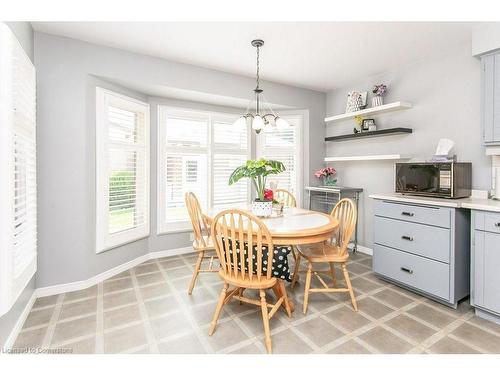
[274,189,297,208]
[211,209,274,282]
[185,192,210,248]
[329,198,357,256]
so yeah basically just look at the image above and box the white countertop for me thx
[369,193,500,213]
[461,198,500,213]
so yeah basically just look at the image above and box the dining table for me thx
[203,205,340,312]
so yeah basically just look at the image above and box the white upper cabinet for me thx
[0,23,37,316]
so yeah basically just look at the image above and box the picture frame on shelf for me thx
[362,119,376,131]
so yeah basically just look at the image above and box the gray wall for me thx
[325,43,489,249]
[1,22,35,348]
[34,32,326,288]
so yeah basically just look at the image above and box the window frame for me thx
[157,106,251,234]
[95,87,150,253]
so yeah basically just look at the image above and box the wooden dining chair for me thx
[208,209,292,354]
[291,198,358,313]
[274,188,297,208]
[185,192,218,295]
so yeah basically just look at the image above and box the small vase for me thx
[323,176,337,186]
[252,200,273,217]
[372,95,383,107]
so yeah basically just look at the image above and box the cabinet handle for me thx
[401,235,414,241]
[401,211,414,217]
[400,267,414,274]
[495,223,500,227]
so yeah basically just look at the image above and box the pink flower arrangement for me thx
[314,167,337,179]
[372,84,387,96]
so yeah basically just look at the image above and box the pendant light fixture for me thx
[234,39,290,134]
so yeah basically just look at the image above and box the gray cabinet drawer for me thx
[374,216,450,263]
[373,244,450,301]
[474,211,500,234]
[374,200,451,228]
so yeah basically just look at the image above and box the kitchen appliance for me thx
[395,162,472,199]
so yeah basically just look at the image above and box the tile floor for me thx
[12,251,500,354]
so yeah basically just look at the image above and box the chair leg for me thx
[278,280,292,318]
[329,262,337,287]
[341,263,358,312]
[209,282,228,335]
[291,252,301,290]
[238,288,245,304]
[303,262,313,314]
[188,251,204,295]
[259,290,272,354]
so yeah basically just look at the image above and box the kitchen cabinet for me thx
[481,52,500,145]
[471,210,500,323]
[372,199,470,308]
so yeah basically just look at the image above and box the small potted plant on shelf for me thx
[372,84,387,107]
[229,158,285,217]
[314,166,337,186]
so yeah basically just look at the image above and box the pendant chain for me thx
[256,46,260,91]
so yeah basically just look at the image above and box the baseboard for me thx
[2,291,37,350]
[355,245,373,256]
[3,246,193,351]
[36,246,194,298]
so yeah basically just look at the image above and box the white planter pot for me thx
[252,200,273,217]
[372,95,383,107]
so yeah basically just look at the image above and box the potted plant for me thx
[371,84,387,107]
[314,166,337,186]
[229,158,285,217]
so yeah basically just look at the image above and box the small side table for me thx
[305,186,363,251]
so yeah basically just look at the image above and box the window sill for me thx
[96,234,150,254]
[156,224,192,236]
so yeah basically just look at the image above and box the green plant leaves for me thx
[228,158,285,200]
[228,158,285,185]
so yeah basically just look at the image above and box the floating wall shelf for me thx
[325,154,411,162]
[324,101,412,123]
[325,127,412,142]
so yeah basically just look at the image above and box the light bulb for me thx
[275,117,290,130]
[252,115,264,131]
[263,122,274,133]
[233,116,247,130]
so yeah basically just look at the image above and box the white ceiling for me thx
[32,22,478,92]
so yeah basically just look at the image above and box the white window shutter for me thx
[0,23,37,316]
[212,117,249,208]
[157,108,250,233]
[256,114,303,205]
[96,88,150,253]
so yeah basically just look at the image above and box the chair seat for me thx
[192,236,215,251]
[218,270,277,289]
[296,242,349,263]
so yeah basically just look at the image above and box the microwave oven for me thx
[395,162,472,199]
